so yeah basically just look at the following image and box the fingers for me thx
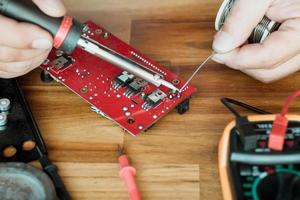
[0,0,66,48]
[0,15,53,49]
[0,0,65,78]
[212,19,300,70]
[0,71,24,79]
[267,0,300,22]
[242,54,300,83]
[0,15,52,78]
[213,0,272,53]
[32,0,66,17]
[0,46,46,63]
[0,50,50,78]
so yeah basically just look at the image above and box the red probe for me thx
[268,90,300,151]
[118,146,141,200]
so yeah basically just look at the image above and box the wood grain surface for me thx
[17,0,300,199]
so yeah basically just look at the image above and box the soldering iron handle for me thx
[0,0,62,36]
[0,0,84,53]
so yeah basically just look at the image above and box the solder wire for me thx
[251,17,269,43]
[179,53,214,92]
[215,0,281,43]
[216,0,234,29]
[181,0,281,93]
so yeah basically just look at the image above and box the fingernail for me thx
[45,0,66,16]
[31,39,52,50]
[213,31,235,53]
[212,54,225,64]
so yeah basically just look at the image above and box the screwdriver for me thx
[0,0,179,92]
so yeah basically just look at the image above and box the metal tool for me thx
[0,0,179,92]
[77,38,179,91]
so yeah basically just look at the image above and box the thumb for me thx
[0,15,53,49]
[213,0,272,53]
[32,0,66,17]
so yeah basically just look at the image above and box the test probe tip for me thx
[117,146,142,200]
[118,145,125,156]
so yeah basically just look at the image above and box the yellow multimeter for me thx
[219,98,300,200]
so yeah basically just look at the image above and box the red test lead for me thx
[268,114,288,151]
[268,90,300,151]
[118,146,141,200]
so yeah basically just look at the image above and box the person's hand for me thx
[212,0,300,83]
[0,0,66,78]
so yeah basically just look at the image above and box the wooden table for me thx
[18,0,300,199]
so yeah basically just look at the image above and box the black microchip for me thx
[51,55,73,70]
[128,79,147,93]
[112,71,134,89]
[124,79,148,97]
[142,89,167,110]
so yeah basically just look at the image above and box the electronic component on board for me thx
[124,79,148,97]
[112,71,135,90]
[142,89,167,110]
[51,54,74,73]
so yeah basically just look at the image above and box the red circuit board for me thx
[40,21,197,135]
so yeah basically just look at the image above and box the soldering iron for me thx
[0,0,179,92]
